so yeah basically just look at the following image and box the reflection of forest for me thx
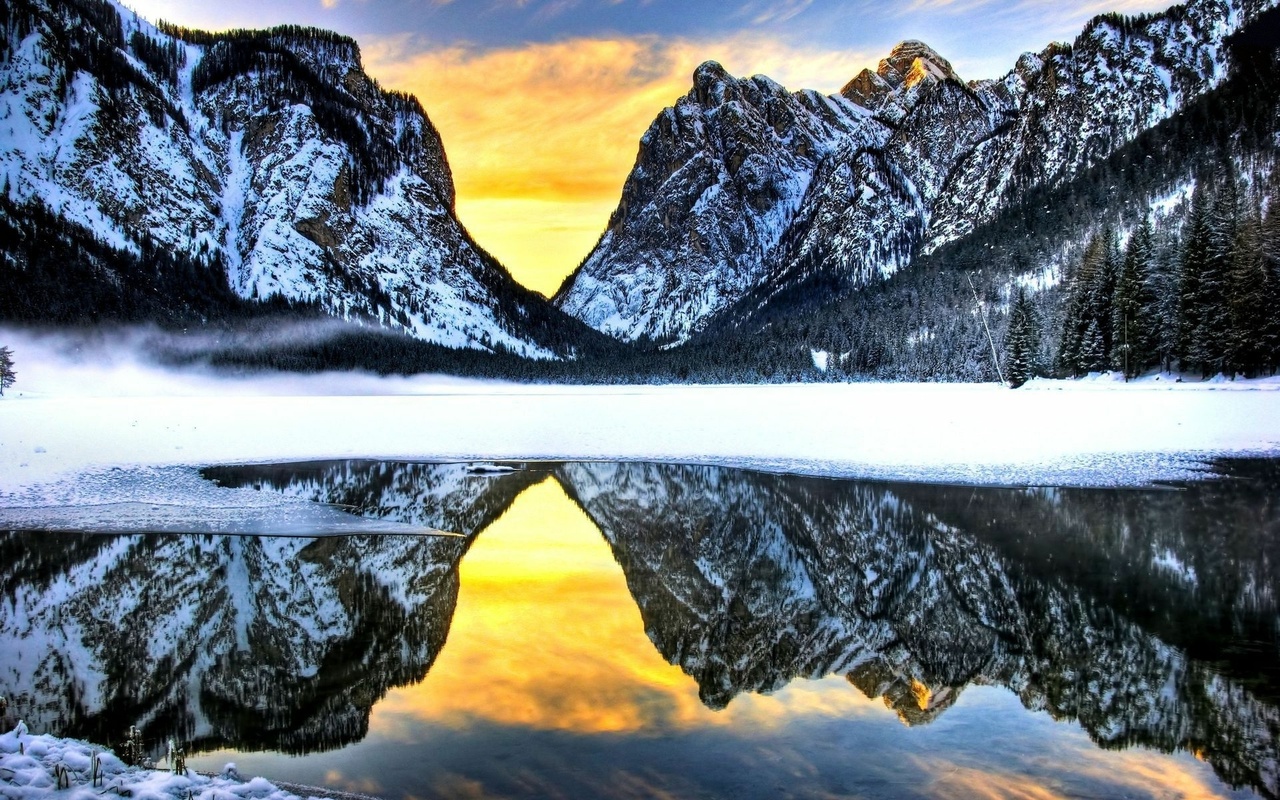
[1,460,1276,796]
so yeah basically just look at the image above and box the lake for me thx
[2,459,1278,799]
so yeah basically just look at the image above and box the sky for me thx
[121,0,1172,296]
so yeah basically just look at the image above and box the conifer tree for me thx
[1178,182,1212,374]
[1193,169,1239,375]
[1057,231,1115,376]
[0,346,15,396]
[1228,206,1272,377]
[1112,220,1158,378]
[1090,226,1120,360]
[1004,289,1040,388]
[1261,185,1280,374]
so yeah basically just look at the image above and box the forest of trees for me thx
[1052,169,1280,382]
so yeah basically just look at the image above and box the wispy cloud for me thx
[362,33,875,291]
[738,0,814,25]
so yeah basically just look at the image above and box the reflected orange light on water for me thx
[369,477,879,737]
[362,477,1242,800]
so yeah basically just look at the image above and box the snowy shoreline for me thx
[1,327,1279,528]
[0,724,355,800]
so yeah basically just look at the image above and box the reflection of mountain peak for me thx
[1,460,1277,797]
[846,665,962,727]
[554,461,1280,797]
[0,461,542,755]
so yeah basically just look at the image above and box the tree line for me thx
[1046,166,1280,384]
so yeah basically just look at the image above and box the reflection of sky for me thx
[120,0,1174,295]
[371,477,883,734]
[188,476,1251,799]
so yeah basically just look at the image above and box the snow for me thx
[0,725,335,800]
[810,349,830,373]
[1,329,1279,530]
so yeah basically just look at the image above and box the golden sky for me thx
[361,35,876,297]
[123,0,1175,296]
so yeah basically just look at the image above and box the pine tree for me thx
[1112,220,1158,378]
[0,346,16,396]
[1261,184,1280,374]
[1178,182,1212,374]
[1078,317,1106,374]
[1057,231,1116,376]
[1228,206,1272,377]
[1004,289,1040,388]
[1090,225,1120,360]
[1195,169,1239,376]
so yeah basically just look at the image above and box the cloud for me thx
[362,33,875,290]
[738,0,815,25]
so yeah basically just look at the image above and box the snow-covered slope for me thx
[0,0,574,357]
[555,0,1275,345]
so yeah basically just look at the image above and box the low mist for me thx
[0,323,504,398]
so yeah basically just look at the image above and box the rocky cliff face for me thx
[0,0,572,357]
[555,0,1275,345]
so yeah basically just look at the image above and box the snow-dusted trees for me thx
[0,346,15,396]
[1179,171,1239,377]
[1112,220,1159,378]
[1057,228,1119,377]
[1055,167,1280,381]
[1228,209,1272,377]
[1004,290,1041,388]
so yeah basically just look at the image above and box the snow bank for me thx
[1,327,1279,528]
[0,724,329,800]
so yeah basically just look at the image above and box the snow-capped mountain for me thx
[0,0,582,357]
[555,0,1276,346]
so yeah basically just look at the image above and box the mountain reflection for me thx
[1,460,1277,797]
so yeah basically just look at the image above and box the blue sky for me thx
[123,0,1173,293]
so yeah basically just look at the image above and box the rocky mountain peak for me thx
[556,0,1275,348]
[880,40,960,87]
[692,60,733,105]
[840,39,959,110]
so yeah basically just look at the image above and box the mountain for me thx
[0,0,594,358]
[554,0,1277,346]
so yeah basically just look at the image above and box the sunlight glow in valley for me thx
[369,477,881,735]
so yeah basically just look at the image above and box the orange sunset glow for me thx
[361,35,876,296]
[368,476,882,736]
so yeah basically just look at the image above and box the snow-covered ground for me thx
[0,724,347,800]
[1,327,1278,531]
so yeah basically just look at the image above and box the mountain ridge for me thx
[0,0,598,358]
[554,0,1276,346]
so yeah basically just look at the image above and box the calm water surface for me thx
[2,460,1278,799]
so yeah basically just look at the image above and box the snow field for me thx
[2,373,1278,500]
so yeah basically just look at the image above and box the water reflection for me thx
[1,460,1277,798]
